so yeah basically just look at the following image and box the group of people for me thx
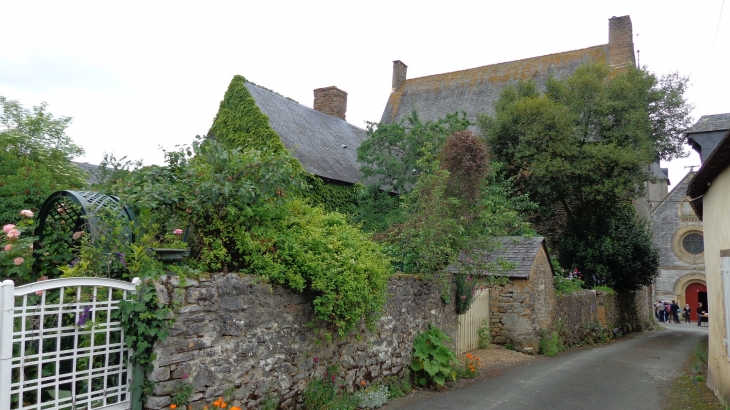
[655,300,706,326]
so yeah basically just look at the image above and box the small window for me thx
[683,233,704,255]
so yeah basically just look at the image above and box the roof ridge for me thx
[402,45,607,83]
[246,82,366,132]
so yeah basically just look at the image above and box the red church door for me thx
[685,283,708,320]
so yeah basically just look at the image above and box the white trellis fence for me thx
[456,289,490,354]
[0,277,140,410]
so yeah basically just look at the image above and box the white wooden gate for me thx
[0,277,140,410]
[456,289,489,354]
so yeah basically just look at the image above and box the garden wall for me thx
[145,273,457,410]
[552,287,652,346]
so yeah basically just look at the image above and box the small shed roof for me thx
[448,236,552,279]
[245,82,366,184]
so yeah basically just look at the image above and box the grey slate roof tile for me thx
[447,236,549,279]
[245,83,365,184]
[686,113,730,134]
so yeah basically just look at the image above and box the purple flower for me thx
[182,373,188,379]
[77,306,92,326]
[313,357,319,363]
[116,252,127,267]
[613,328,619,334]
[460,295,467,300]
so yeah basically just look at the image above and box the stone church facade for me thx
[650,172,706,308]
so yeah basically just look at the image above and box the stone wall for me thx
[145,273,456,410]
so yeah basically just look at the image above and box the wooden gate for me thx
[456,289,489,354]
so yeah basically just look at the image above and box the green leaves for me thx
[358,110,471,195]
[0,96,86,225]
[480,62,683,289]
[410,324,456,387]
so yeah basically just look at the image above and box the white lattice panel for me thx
[0,277,139,410]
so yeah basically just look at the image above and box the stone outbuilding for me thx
[450,236,555,354]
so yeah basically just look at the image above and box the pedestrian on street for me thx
[665,302,672,323]
[683,304,692,323]
[671,300,681,324]
[697,302,704,326]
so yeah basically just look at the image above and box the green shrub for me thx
[554,274,584,295]
[539,330,561,356]
[411,324,457,386]
[478,320,492,349]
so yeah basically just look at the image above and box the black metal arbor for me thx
[35,191,137,243]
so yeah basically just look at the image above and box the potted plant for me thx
[147,228,189,263]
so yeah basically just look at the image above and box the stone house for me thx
[449,236,555,354]
[687,119,730,405]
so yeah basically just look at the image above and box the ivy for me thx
[117,280,172,408]
[302,174,360,216]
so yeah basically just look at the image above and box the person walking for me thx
[671,300,681,324]
[665,302,672,324]
[683,304,692,323]
[697,302,704,326]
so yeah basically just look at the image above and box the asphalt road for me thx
[391,323,708,410]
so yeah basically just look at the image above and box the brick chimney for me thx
[313,86,347,120]
[608,15,636,69]
[392,60,408,92]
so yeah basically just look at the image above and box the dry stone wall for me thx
[145,274,456,410]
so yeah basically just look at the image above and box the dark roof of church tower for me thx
[244,82,366,184]
[380,16,635,125]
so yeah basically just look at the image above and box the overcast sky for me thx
[1,1,727,188]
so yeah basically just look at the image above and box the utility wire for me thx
[715,0,726,49]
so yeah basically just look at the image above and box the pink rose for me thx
[4,244,12,251]
[3,224,15,233]
[72,231,83,240]
[173,229,184,235]
[7,229,21,239]
[14,257,24,265]
[19,210,34,218]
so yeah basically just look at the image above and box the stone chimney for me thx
[392,60,408,92]
[608,15,636,69]
[313,86,347,120]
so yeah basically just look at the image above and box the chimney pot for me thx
[313,86,348,120]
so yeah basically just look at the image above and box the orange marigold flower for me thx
[361,381,366,386]
[170,405,177,410]
[220,404,227,408]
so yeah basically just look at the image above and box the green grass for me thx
[662,338,725,410]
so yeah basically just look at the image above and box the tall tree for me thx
[0,96,86,224]
[480,63,690,290]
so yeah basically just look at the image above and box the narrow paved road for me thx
[392,324,708,410]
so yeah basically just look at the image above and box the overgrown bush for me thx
[354,385,388,409]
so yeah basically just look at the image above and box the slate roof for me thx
[245,82,366,184]
[447,236,552,279]
[686,113,730,134]
[381,46,609,125]
[687,130,730,219]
